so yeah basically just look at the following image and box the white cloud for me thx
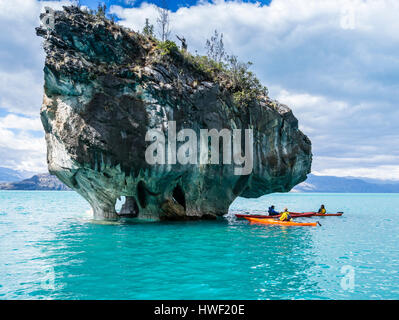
[0,0,71,172]
[313,166,399,181]
[0,113,45,172]
[0,71,44,116]
[0,0,72,114]
[0,125,46,172]
[0,127,44,152]
[0,114,43,131]
[273,87,399,179]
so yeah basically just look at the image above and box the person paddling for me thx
[279,208,292,221]
[268,205,279,216]
[318,204,326,214]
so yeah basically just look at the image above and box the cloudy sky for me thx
[0,0,398,180]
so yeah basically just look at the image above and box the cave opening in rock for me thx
[115,196,126,213]
[137,181,147,208]
[172,184,186,210]
[115,196,139,217]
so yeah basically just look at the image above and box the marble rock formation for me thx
[36,6,312,220]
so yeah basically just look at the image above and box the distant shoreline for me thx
[1,170,399,193]
[1,190,398,194]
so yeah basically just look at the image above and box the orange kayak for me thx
[245,217,318,227]
[235,212,315,219]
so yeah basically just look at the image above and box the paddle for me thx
[317,221,322,226]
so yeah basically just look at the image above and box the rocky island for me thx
[36,6,312,220]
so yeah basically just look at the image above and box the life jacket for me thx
[279,211,292,221]
[268,206,273,214]
[268,207,278,216]
[319,208,326,214]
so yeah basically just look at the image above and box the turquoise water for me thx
[1,191,399,300]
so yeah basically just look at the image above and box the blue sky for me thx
[0,0,398,180]
[79,0,272,12]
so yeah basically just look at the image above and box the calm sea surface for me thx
[1,191,398,299]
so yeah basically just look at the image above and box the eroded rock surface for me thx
[36,6,312,220]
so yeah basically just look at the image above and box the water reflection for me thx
[229,219,321,299]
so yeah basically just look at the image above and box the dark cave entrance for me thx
[172,184,186,210]
[115,196,139,217]
[137,181,147,208]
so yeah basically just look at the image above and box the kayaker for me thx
[268,205,279,216]
[279,208,292,221]
[318,204,326,214]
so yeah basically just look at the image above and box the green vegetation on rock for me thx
[142,18,154,37]
[155,40,179,56]
[77,4,269,108]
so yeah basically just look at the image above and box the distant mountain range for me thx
[0,167,398,192]
[0,167,35,183]
[292,174,399,193]
[0,168,70,191]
